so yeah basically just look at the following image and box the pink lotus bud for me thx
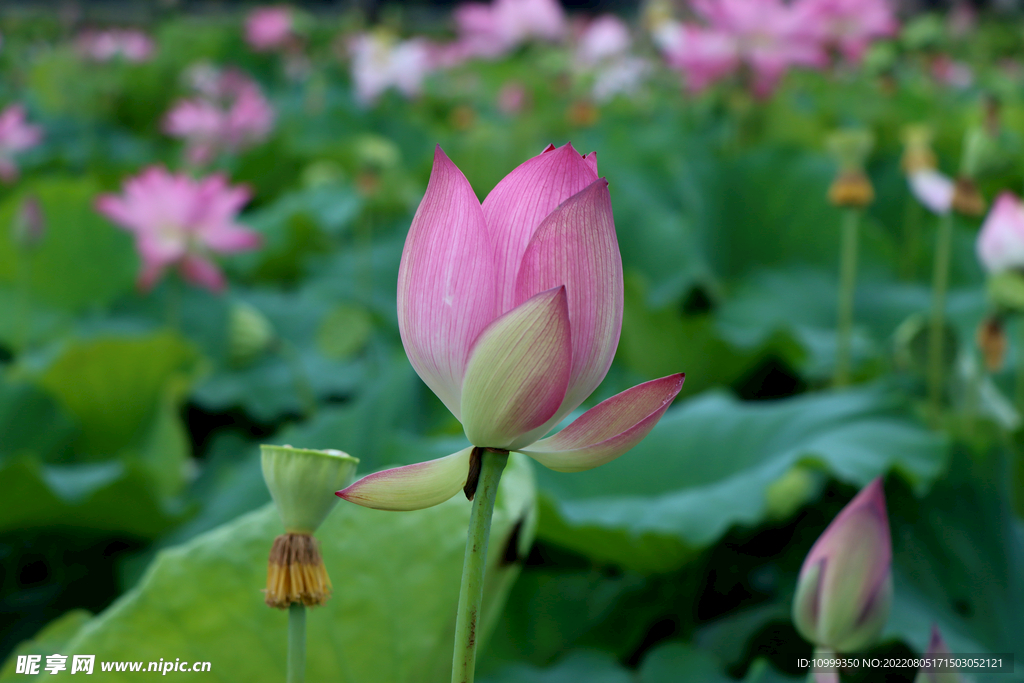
[339,144,683,511]
[11,195,45,248]
[977,192,1024,275]
[792,478,892,652]
[915,625,963,683]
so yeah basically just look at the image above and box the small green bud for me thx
[228,302,275,367]
[827,129,875,174]
[261,445,359,534]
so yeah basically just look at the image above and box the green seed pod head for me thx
[261,445,359,534]
[827,129,875,174]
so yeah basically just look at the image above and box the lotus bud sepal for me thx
[792,478,893,652]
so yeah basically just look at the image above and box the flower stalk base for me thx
[452,448,508,683]
[264,533,332,609]
[927,212,954,422]
[834,209,861,387]
[288,603,306,683]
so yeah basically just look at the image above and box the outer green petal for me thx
[461,286,572,450]
[337,447,473,511]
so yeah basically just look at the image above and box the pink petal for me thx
[200,224,262,252]
[337,447,474,511]
[977,191,1024,274]
[520,373,684,472]
[460,286,572,450]
[397,147,498,420]
[178,254,226,292]
[515,178,623,426]
[909,169,954,215]
[482,142,600,313]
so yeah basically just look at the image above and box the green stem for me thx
[901,196,921,281]
[1016,317,1024,414]
[451,449,508,683]
[834,209,860,388]
[927,212,954,422]
[287,603,306,683]
[808,647,839,683]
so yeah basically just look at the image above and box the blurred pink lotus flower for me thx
[164,68,274,165]
[349,34,434,106]
[576,15,631,66]
[915,626,963,683]
[792,0,897,63]
[909,169,955,216]
[453,0,567,60]
[96,167,261,291]
[339,144,684,511]
[656,0,826,96]
[656,21,740,93]
[574,15,648,103]
[0,105,43,182]
[497,81,529,115]
[977,192,1024,275]
[793,478,892,652]
[245,6,295,52]
[76,29,154,62]
[930,56,974,89]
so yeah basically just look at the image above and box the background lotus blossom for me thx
[164,68,274,165]
[340,144,683,511]
[96,167,261,291]
[977,192,1024,275]
[76,29,154,62]
[576,15,631,67]
[349,33,434,106]
[0,104,42,182]
[792,478,892,652]
[453,0,567,60]
[793,0,897,63]
[245,6,295,52]
[909,169,955,215]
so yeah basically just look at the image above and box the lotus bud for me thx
[792,478,892,652]
[228,302,275,367]
[976,316,1007,372]
[827,129,875,208]
[915,625,963,683]
[11,195,45,249]
[261,445,359,608]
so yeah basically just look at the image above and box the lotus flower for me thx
[164,69,274,165]
[0,105,42,182]
[76,29,154,62]
[339,144,684,510]
[245,6,295,52]
[576,15,631,66]
[792,0,897,63]
[96,167,261,291]
[453,0,567,60]
[348,33,434,106]
[793,478,892,652]
[977,192,1024,275]
[915,625,963,683]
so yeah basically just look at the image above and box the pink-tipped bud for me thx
[915,625,963,683]
[792,478,893,652]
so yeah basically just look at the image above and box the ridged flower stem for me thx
[287,603,306,683]
[809,647,839,683]
[834,209,861,387]
[1016,317,1024,414]
[928,211,954,423]
[451,449,508,683]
